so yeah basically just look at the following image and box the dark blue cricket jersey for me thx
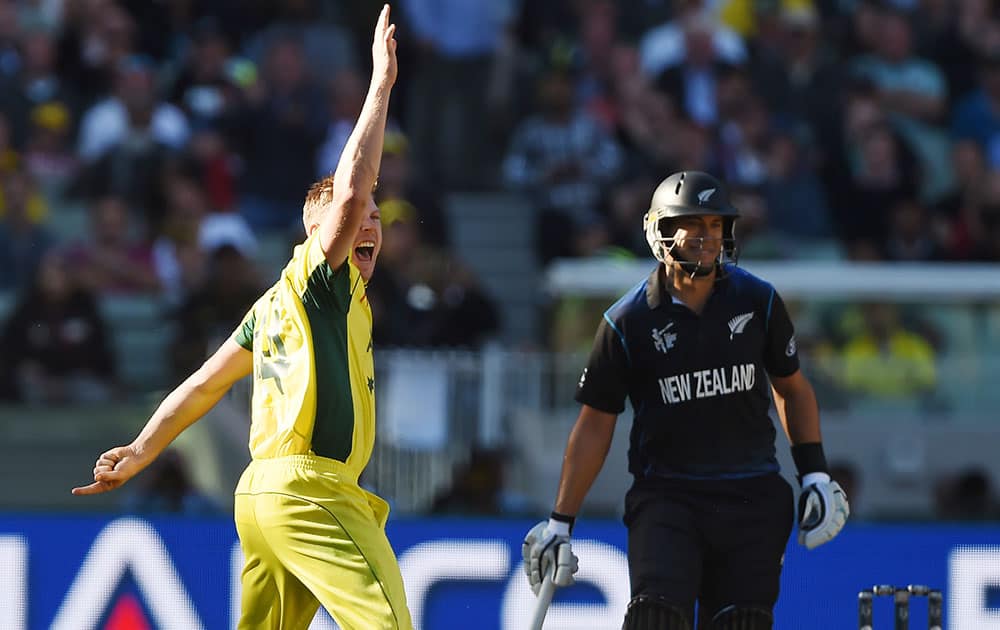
[575,264,800,480]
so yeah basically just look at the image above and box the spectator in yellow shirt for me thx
[840,302,937,398]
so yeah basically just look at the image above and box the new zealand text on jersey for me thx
[658,363,756,404]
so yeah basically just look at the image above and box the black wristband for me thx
[550,511,576,534]
[791,442,829,480]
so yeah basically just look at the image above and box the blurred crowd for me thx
[1,0,999,406]
[503,0,1000,264]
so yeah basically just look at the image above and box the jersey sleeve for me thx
[286,230,353,313]
[233,306,256,351]
[763,289,800,377]
[574,315,630,414]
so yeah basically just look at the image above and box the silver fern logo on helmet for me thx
[697,188,716,204]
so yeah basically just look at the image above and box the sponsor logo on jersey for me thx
[657,363,756,404]
[786,335,797,357]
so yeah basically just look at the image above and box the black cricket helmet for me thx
[643,171,741,272]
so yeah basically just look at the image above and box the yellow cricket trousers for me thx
[234,455,413,630]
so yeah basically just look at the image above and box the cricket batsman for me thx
[523,171,850,629]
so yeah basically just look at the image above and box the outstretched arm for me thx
[319,4,398,269]
[72,339,252,495]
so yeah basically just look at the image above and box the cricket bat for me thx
[529,564,557,630]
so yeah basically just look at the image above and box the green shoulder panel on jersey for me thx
[298,234,356,462]
[234,307,257,351]
[286,231,350,310]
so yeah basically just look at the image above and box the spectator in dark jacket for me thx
[0,252,116,404]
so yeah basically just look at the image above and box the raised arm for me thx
[319,4,398,269]
[72,339,252,495]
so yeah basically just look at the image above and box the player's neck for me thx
[666,265,715,314]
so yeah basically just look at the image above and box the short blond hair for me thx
[303,173,335,227]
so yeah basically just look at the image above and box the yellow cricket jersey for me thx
[233,230,375,477]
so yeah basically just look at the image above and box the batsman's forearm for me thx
[780,385,822,445]
[553,418,615,517]
[333,77,392,202]
[130,374,230,464]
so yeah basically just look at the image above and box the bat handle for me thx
[530,564,558,630]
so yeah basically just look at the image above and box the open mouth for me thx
[354,241,376,263]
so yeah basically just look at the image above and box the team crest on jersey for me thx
[727,312,754,340]
[652,322,677,354]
